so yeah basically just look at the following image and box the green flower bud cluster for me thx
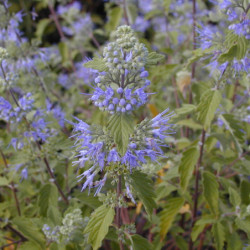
[43,209,85,244]
[59,208,84,237]
[0,47,8,63]
[103,25,148,75]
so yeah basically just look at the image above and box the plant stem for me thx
[188,129,206,250]
[186,0,197,137]
[0,148,21,216]
[122,0,130,26]
[116,175,124,250]
[0,63,68,205]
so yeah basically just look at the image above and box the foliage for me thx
[0,0,249,249]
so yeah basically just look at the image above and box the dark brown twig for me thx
[188,129,206,250]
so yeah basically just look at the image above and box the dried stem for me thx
[188,129,206,250]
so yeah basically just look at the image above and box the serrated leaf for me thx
[227,232,243,250]
[84,205,115,250]
[35,18,52,41]
[146,52,165,66]
[197,89,221,130]
[74,190,102,208]
[178,147,199,192]
[176,104,196,116]
[240,180,250,205]
[130,234,152,250]
[58,42,69,65]
[217,44,238,63]
[12,217,45,249]
[107,113,134,155]
[191,223,206,242]
[47,205,62,226]
[176,119,203,130]
[202,171,219,216]
[187,47,214,66]
[38,183,58,217]
[212,222,225,250]
[219,114,244,153]
[83,57,108,72]
[105,6,123,32]
[163,0,172,14]
[235,217,250,238]
[229,187,241,208]
[19,241,42,250]
[159,197,184,239]
[130,171,157,219]
[0,176,9,186]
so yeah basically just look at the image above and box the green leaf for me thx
[107,113,134,155]
[191,223,206,242]
[175,104,196,116]
[105,6,123,32]
[229,187,241,208]
[146,52,165,66]
[12,217,45,249]
[202,171,219,216]
[38,183,58,217]
[74,190,102,208]
[35,18,52,41]
[130,234,152,250]
[187,47,214,66]
[58,42,69,65]
[47,205,62,226]
[130,171,157,219]
[212,222,225,250]
[217,44,238,63]
[219,114,244,153]
[0,176,9,186]
[84,205,115,250]
[235,217,250,238]
[159,197,184,239]
[227,232,243,250]
[19,242,42,250]
[83,57,108,72]
[240,180,250,205]
[178,147,199,192]
[197,89,221,130]
[218,33,247,63]
[163,0,172,14]
[176,119,203,130]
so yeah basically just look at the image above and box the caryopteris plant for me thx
[69,25,173,249]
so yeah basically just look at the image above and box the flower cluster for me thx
[90,26,151,113]
[43,209,85,244]
[71,109,173,195]
[196,0,250,76]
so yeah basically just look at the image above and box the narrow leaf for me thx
[212,222,225,250]
[197,89,221,130]
[130,234,152,250]
[84,205,115,250]
[12,217,46,249]
[202,171,219,216]
[38,183,58,217]
[107,113,134,155]
[83,57,108,72]
[179,147,199,192]
[146,52,165,66]
[159,197,184,239]
[130,171,157,219]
